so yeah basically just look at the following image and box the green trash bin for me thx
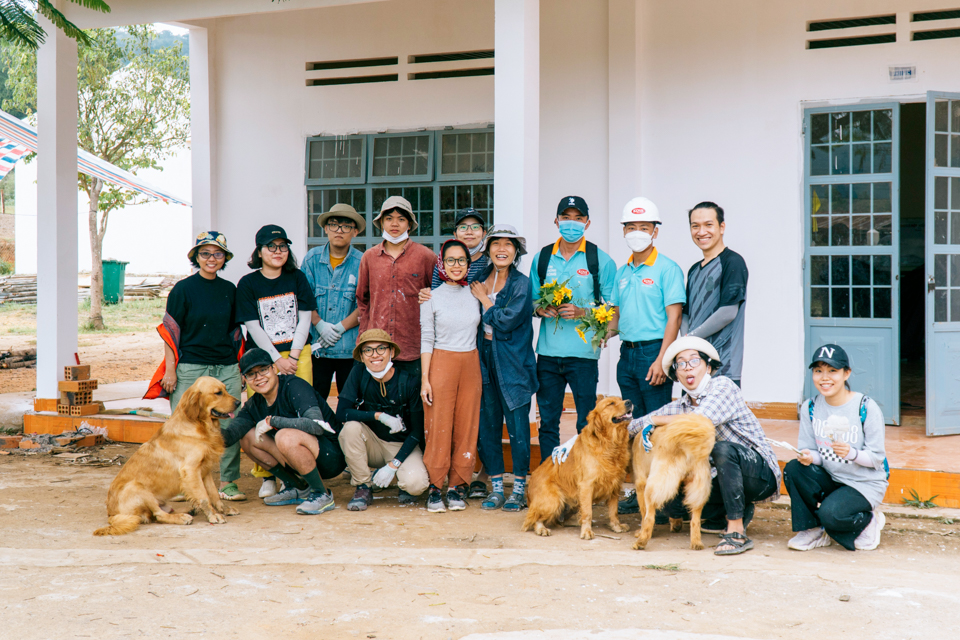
[101,259,129,305]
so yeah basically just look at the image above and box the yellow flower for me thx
[546,280,557,288]
[552,290,565,305]
[576,327,587,343]
[561,286,572,300]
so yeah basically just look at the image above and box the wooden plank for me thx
[23,413,163,444]
[747,401,799,421]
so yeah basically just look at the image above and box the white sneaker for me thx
[854,510,885,550]
[258,478,278,498]
[788,526,832,551]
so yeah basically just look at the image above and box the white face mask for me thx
[383,230,409,245]
[366,361,393,379]
[468,242,483,257]
[687,372,712,399]
[624,230,653,254]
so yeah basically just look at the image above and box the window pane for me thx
[831,288,850,318]
[832,144,850,174]
[811,113,829,144]
[851,216,870,245]
[873,109,892,141]
[810,255,829,286]
[874,288,891,319]
[952,254,960,287]
[811,288,829,317]
[953,101,960,133]
[935,176,949,210]
[831,184,850,213]
[439,184,494,235]
[953,212,960,245]
[851,183,871,213]
[936,101,949,132]
[371,135,431,178]
[875,215,892,246]
[307,138,363,181]
[936,134,949,167]
[851,111,872,142]
[852,255,870,285]
[953,289,960,322]
[811,217,828,246]
[873,255,891,285]
[936,211,948,244]
[852,287,871,318]
[439,132,495,175]
[832,112,850,142]
[936,254,948,287]
[954,177,960,210]
[873,182,892,213]
[810,146,829,175]
[831,255,849,285]
[936,289,948,322]
[830,216,849,246]
[851,144,871,174]
[952,135,960,168]
[873,142,892,173]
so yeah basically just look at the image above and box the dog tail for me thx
[659,415,716,457]
[93,514,141,536]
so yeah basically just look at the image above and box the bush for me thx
[0,260,12,275]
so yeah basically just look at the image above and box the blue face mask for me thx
[558,219,586,243]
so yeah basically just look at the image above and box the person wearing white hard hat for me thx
[627,335,781,556]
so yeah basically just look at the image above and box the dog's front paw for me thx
[224,505,240,516]
[179,513,194,526]
[609,522,629,533]
[534,523,552,537]
[580,528,595,540]
[632,539,647,550]
[690,540,704,551]
[207,513,226,525]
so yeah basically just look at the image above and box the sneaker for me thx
[788,526,832,551]
[263,485,309,506]
[218,482,247,502]
[467,481,488,499]
[397,489,418,506]
[618,490,639,514]
[258,478,278,498]
[427,487,446,513]
[296,491,336,515]
[347,484,373,511]
[446,485,467,511]
[854,510,885,551]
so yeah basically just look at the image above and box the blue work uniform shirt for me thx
[301,243,364,359]
[611,248,686,342]
[529,238,617,361]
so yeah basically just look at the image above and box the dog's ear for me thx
[177,385,206,423]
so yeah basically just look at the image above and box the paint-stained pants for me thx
[422,349,481,488]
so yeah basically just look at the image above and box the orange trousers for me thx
[423,349,482,488]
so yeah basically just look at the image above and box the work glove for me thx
[313,419,336,434]
[372,461,399,488]
[311,341,328,357]
[312,320,335,353]
[320,321,345,346]
[254,419,272,443]
[377,413,405,434]
[640,423,654,453]
[551,434,579,465]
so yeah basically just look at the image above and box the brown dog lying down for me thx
[522,397,633,540]
[93,377,240,536]
[631,413,715,550]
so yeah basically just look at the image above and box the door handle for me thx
[928,275,936,293]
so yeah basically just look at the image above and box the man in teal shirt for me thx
[531,195,617,462]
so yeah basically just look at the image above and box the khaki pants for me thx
[422,349,481,488]
[338,420,429,496]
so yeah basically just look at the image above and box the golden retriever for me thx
[94,376,240,536]
[631,413,715,550]
[522,397,633,540]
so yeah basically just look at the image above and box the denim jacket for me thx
[302,244,364,359]
[476,264,539,411]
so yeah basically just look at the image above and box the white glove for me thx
[552,434,578,465]
[377,413,405,434]
[311,341,328,356]
[320,321,345,346]
[372,462,399,488]
[313,419,335,434]
[254,419,273,443]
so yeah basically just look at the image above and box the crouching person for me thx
[221,348,346,516]
[337,329,429,511]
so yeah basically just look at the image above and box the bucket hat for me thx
[187,231,233,264]
[317,203,366,235]
[373,195,418,231]
[661,336,722,380]
[353,328,402,362]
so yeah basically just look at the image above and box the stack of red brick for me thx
[57,365,100,417]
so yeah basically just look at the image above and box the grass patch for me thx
[642,563,682,572]
[0,297,165,335]
[902,489,939,509]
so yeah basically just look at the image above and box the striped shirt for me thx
[629,375,781,500]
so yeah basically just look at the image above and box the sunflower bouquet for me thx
[576,304,616,351]
[535,277,575,333]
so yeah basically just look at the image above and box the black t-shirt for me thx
[221,375,338,447]
[235,269,316,353]
[165,273,238,365]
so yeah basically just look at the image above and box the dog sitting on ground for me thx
[93,377,240,536]
[631,413,715,550]
[522,397,633,540]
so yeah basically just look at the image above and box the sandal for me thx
[218,482,247,501]
[715,531,754,555]
[502,492,527,512]
[481,491,506,510]
[468,481,488,499]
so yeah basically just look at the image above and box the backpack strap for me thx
[537,246,552,288]
[807,397,815,422]
[859,395,891,480]
[584,241,602,306]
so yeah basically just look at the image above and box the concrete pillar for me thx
[189,26,215,237]
[35,15,79,399]
[494,0,540,252]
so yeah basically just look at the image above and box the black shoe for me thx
[397,488,417,505]
[655,510,670,525]
[467,481,488,499]
[618,491,639,514]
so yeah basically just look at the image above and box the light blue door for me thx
[925,92,960,436]
[804,105,900,424]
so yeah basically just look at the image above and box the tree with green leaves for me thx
[2,25,190,329]
[0,0,110,49]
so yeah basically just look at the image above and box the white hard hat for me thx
[620,197,661,224]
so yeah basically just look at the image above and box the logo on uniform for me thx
[632,208,646,214]
[568,197,576,206]
[576,269,588,276]
[642,278,654,285]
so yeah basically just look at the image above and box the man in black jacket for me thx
[337,329,429,511]
[222,348,345,515]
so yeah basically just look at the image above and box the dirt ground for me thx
[0,332,162,392]
[2,446,959,640]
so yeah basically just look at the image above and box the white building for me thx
[36,0,960,434]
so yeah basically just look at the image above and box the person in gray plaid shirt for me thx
[628,336,781,556]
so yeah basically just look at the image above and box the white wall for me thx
[15,146,193,275]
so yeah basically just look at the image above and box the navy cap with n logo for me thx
[808,343,850,369]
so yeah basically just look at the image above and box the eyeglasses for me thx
[361,344,390,357]
[456,224,483,233]
[264,243,290,253]
[443,257,468,267]
[245,366,272,381]
[198,251,225,260]
[673,357,702,371]
[325,222,356,233]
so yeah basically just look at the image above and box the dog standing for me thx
[631,413,715,550]
[94,377,240,536]
[522,397,633,540]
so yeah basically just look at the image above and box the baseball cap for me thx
[454,208,485,228]
[556,195,589,218]
[239,348,275,376]
[808,344,850,370]
[255,224,290,247]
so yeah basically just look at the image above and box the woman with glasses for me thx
[419,239,483,512]
[146,231,247,501]
[236,224,318,499]
[624,336,781,556]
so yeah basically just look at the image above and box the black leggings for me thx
[783,459,873,551]
[312,357,356,401]
[701,441,778,524]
